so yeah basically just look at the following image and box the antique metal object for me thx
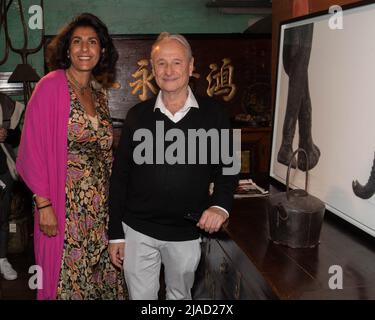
[267,148,325,248]
[4,0,43,104]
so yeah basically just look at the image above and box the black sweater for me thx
[108,97,238,241]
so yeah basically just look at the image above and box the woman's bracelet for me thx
[37,203,52,210]
[33,194,51,207]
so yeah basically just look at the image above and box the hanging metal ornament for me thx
[5,0,44,104]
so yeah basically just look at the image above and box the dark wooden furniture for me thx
[239,127,271,175]
[193,182,375,300]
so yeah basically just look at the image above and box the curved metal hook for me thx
[285,148,309,200]
[5,0,44,63]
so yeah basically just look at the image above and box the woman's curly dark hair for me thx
[46,13,118,87]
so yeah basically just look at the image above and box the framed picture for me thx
[270,2,375,237]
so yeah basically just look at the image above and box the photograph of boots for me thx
[352,153,375,199]
[277,24,320,171]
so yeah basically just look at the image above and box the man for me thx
[0,93,23,281]
[108,33,238,300]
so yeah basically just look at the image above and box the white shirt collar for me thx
[154,87,199,123]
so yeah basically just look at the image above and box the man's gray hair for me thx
[151,32,193,60]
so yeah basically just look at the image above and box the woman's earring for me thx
[67,50,70,59]
[99,49,105,62]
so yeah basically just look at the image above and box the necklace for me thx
[66,70,91,95]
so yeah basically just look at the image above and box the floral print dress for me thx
[57,82,126,300]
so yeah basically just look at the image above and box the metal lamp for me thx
[8,64,40,104]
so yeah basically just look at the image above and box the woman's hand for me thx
[109,242,125,269]
[39,206,58,237]
[35,195,58,237]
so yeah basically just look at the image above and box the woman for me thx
[16,13,126,300]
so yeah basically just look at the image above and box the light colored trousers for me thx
[122,222,201,300]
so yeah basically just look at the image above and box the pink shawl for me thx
[16,69,70,300]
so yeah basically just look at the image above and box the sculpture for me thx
[277,23,321,171]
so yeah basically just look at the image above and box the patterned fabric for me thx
[57,82,127,300]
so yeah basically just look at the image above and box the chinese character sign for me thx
[128,58,236,102]
[129,59,158,101]
[206,58,237,102]
[104,36,271,122]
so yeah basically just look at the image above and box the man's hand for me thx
[197,206,228,234]
[39,206,58,237]
[0,128,7,143]
[109,242,125,269]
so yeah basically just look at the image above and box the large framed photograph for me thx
[270,2,375,237]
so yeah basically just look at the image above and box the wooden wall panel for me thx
[107,34,271,126]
